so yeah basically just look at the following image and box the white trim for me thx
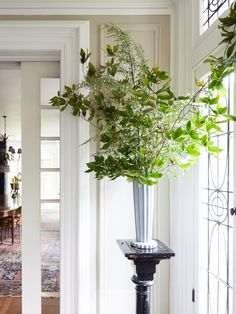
[97,179,106,314]
[21,61,42,314]
[0,50,60,62]
[233,68,236,314]
[170,1,196,314]
[0,1,172,15]
[0,20,92,314]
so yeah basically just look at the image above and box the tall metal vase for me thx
[131,181,157,249]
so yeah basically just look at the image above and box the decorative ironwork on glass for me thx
[199,73,234,314]
[203,0,234,31]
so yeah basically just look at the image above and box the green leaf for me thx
[212,124,223,132]
[227,42,236,58]
[186,121,192,134]
[106,44,114,56]
[223,114,236,121]
[217,106,227,114]
[190,130,199,140]
[208,146,223,153]
[108,64,117,76]
[149,172,163,179]
[174,135,186,142]
[139,177,157,186]
[209,80,224,90]
[177,95,191,100]
[87,62,96,77]
[80,48,86,63]
[158,93,173,100]
[201,135,208,146]
[200,97,211,104]
[155,159,164,168]
[179,162,192,169]
[80,49,91,64]
[186,145,200,157]
[172,127,183,140]
[196,80,205,87]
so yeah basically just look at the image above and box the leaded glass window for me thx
[202,0,234,32]
[199,73,234,314]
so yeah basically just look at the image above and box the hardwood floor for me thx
[0,297,60,314]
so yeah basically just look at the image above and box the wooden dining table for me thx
[0,194,21,245]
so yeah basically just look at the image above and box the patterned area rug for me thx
[0,233,60,296]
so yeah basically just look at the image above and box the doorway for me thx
[0,61,61,314]
[0,21,91,314]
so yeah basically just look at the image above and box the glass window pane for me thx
[198,73,234,314]
[41,264,60,293]
[41,232,60,263]
[41,78,60,106]
[41,140,60,168]
[202,0,231,32]
[41,172,60,200]
[41,203,60,231]
[41,109,60,137]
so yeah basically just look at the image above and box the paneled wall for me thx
[96,18,170,314]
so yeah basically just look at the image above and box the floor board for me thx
[0,297,60,314]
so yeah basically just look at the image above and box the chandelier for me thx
[8,146,22,161]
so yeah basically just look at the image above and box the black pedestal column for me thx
[117,239,175,314]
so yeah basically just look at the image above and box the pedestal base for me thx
[117,239,175,314]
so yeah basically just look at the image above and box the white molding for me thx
[233,68,236,314]
[97,179,106,314]
[0,20,92,314]
[100,23,161,66]
[170,1,196,314]
[0,1,172,15]
[0,50,60,62]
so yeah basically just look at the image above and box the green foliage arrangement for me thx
[11,172,22,184]
[50,4,236,185]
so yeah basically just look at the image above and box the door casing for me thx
[0,21,93,314]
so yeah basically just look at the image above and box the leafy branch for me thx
[50,7,236,185]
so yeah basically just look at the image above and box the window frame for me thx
[170,1,235,314]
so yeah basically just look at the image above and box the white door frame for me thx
[0,21,92,314]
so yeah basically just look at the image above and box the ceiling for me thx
[0,64,21,142]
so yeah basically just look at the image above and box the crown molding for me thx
[0,1,173,15]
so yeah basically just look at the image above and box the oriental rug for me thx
[0,232,60,296]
